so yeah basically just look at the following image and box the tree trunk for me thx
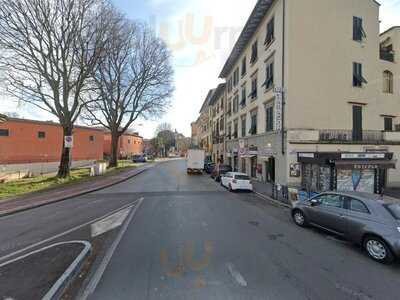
[58,126,73,178]
[110,132,120,168]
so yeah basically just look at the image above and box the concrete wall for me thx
[0,160,96,177]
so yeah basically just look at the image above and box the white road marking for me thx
[0,200,140,263]
[81,197,144,299]
[91,208,131,237]
[226,262,247,287]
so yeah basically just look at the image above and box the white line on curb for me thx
[0,200,139,263]
[81,197,144,299]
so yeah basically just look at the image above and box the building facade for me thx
[209,84,226,163]
[197,89,215,157]
[199,0,400,194]
[0,118,104,164]
[191,120,200,147]
[103,131,144,159]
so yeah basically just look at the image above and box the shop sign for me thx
[274,89,283,131]
[341,153,385,159]
[249,145,258,155]
[354,164,379,170]
[298,152,315,158]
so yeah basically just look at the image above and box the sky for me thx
[1,0,400,138]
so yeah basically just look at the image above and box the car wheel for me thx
[363,236,394,264]
[292,209,308,227]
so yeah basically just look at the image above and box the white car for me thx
[220,172,253,192]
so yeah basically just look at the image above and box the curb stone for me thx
[254,191,293,209]
[0,240,91,300]
[0,164,153,218]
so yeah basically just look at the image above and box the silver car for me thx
[292,191,400,264]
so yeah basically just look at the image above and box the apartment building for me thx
[197,89,215,157]
[209,83,226,163]
[219,0,400,194]
[191,120,199,147]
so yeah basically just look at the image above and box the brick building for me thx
[103,131,144,159]
[0,118,104,164]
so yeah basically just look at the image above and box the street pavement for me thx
[87,159,400,300]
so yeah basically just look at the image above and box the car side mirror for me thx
[310,199,319,206]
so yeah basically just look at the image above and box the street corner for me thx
[0,241,91,300]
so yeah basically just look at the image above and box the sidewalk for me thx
[252,180,292,208]
[0,164,152,217]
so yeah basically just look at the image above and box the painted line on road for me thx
[91,207,131,237]
[81,197,144,299]
[226,262,247,287]
[0,199,141,263]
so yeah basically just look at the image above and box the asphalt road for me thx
[88,159,400,300]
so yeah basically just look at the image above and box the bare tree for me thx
[0,113,7,123]
[0,0,112,177]
[83,16,174,167]
[155,122,173,135]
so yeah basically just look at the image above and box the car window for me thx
[318,194,344,209]
[235,175,250,180]
[349,198,370,214]
[384,203,400,220]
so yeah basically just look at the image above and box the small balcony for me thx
[319,130,384,143]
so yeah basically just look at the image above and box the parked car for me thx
[291,191,400,264]
[211,164,232,182]
[221,172,253,192]
[132,155,146,163]
[204,162,215,174]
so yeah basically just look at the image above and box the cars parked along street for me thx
[210,164,232,182]
[291,192,400,264]
[132,155,146,163]
[220,172,253,192]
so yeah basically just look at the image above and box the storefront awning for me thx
[335,160,397,170]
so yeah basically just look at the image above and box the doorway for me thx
[352,106,363,141]
[266,157,275,183]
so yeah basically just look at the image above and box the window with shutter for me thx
[353,16,366,41]
[265,17,274,45]
[250,41,258,64]
[241,57,246,76]
[353,62,367,87]
[249,111,257,135]
[241,87,246,107]
[263,60,274,90]
[250,77,258,100]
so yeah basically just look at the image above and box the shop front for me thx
[298,152,396,194]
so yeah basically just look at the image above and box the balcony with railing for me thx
[319,130,384,142]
